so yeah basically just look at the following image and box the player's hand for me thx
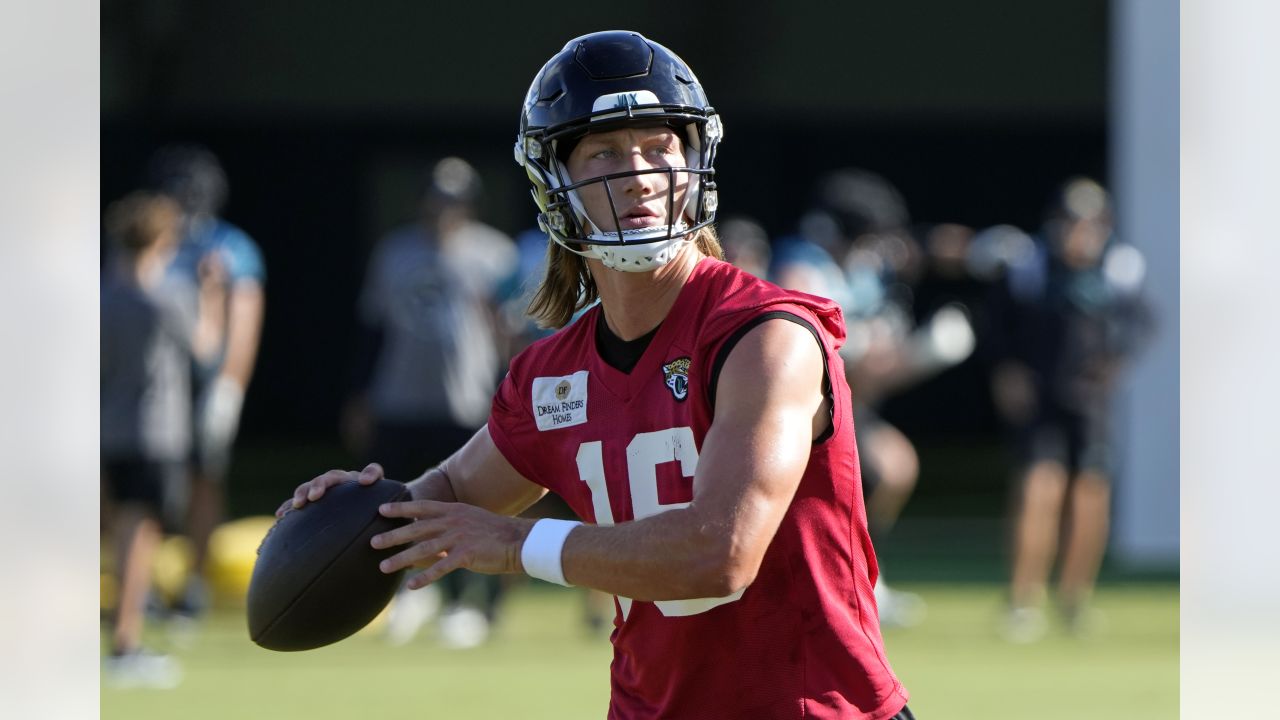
[198,375,244,459]
[276,462,385,517]
[370,500,536,588]
[197,251,228,301]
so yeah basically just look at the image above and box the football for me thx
[247,478,411,651]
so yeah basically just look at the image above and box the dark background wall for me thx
[101,1,1110,537]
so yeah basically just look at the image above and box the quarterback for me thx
[285,31,914,719]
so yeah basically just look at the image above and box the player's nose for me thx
[618,152,660,197]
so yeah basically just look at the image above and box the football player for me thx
[773,168,977,629]
[148,145,266,619]
[102,191,224,687]
[285,31,915,719]
[989,177,1153,642]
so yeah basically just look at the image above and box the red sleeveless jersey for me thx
[489,258,908,719]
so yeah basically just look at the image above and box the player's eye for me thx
[644,146,679,163]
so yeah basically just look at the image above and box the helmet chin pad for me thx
[590,235,689,272]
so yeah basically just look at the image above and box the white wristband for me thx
[521,518,581,587]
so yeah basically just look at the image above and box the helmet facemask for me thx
[517,95,723,273]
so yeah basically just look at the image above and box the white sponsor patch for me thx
[531,371,589,431]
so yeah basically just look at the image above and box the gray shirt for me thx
[359,221,517,428]
[100,270,196,461]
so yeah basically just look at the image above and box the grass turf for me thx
[102,582,1177,719]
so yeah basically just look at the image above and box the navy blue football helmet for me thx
[514,31,724,271]
[146,144,228,218]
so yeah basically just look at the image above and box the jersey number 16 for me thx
[574,426,745,619]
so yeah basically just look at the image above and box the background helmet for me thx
[802,167,922,287]
[809,168,911,244]
[514,31,724,271]
[146,144,229,218]
[424,156,483,207]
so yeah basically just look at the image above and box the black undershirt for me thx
[594,314,661,374]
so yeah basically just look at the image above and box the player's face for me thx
[1059,218,1109,268]
[565,127,690,234]
[153,214,181,256]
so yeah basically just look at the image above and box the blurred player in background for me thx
[344,156,518,647]
[774,168,976,628]
[718,214,772,279]
[988,177,1153,642]
[287,31,915,719]
[497,227,563,354]
[101,192,224,687]
[147,145,266,619]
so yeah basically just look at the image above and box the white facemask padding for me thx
[592,234,690,272]
[545,224,691,273]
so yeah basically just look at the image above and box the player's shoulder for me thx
[451,221,520,281]
[694,259,847,352]
[505,305,598,381]
[458,219,514,248]
[209,218,259,251]
[205,219,267,281]
[700,259,836,321]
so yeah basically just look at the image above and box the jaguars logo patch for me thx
[661,357,691,401]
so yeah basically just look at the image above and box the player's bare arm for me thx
[278,425,545,518]
[221,280,265,389]
[556,317,828,600]
[372,317,827,599]
[427,425,549,515]
[367,426,547,585]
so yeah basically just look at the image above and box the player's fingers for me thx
[293,469,354,508]
[370,517,447,550]
[381,537,450,574]
[274,499,293,518]
[405,552,464,589]
[378,498,451,519]
[358,463,384,484]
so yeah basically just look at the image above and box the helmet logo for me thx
[592,90,662,117]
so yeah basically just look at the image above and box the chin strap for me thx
[547,225,692,273]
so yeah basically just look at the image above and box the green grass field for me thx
[102,582,1177,719]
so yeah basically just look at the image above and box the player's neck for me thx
[592,246,702,341]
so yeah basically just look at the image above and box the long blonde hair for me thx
[527,226,724,329]
[104,192,181,254]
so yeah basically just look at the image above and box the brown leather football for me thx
[247,479,410,651]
